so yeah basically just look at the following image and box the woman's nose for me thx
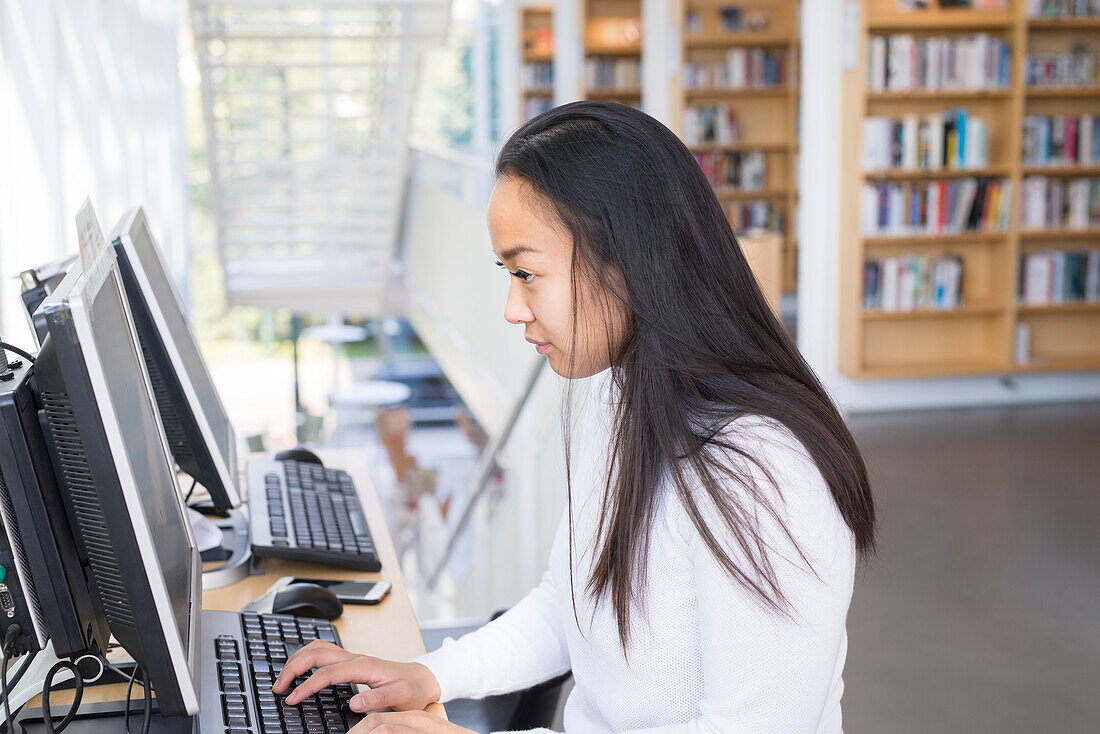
[504,280,533,325]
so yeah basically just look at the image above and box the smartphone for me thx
[286,577,391,605]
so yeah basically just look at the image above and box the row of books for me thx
[685,6,772,34]
[1027,0,1100,16]
[522,62,553,90]
[728,201,785,233]
[862,254,965,312]
[1024,48,1096,88]
[682,48,790,90]
[682,105,741,145]
[862,109,990,172]
[1022,114,1100,166]
[694,150,766,190]
[522,97,553,122]
[1019,249,1100,305]
[585,57,640,90]
[868,34,1011,92]
[861,178,1011,236]
[1020,176,1100,230]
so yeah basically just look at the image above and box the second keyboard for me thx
[248,458,381,572]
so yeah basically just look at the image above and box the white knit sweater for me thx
[414,387,857,734]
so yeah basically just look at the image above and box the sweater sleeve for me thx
[411,569,572,704]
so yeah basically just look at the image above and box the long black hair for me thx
[495,101,874,654]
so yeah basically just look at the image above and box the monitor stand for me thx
[195,507,252,590]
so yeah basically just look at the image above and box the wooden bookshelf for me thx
[839,0,1100,378]
[675,0,801,292]
[520,6,554,124]
[581,0,643,104]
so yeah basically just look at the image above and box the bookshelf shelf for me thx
[585,44,642,56]
[866,88,1012,101]
[1019,229,1100,240]
[684,32,791,47]
[1021,165,1100,176]
[684,86,795,97]
[863,232,1009,247]
[862,304,1006,320]
[585,87,642,99]
[855,360,1011,379]
[866,10,1016,32]
[582,0,643,108]
[712,187,789,200]
[677,0,801,292]
[1015,357,1100,373]
[840,0,1100,379]
[520,6,554,124]
[1027,17,1100,29]
[1017,302,1100,315]
[1025,85,1100,98]
[864,166,1012,180]
[688,141,790,153]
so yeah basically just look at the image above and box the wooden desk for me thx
[30,449,446,719]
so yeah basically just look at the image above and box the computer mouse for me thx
[272,583,343,620]
[274,447,323,466]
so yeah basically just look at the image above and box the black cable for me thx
[139,668,151,734]
[5,655,29,693]
[122,663,151,734]
[1,626,23,734]
[41,660,82,734]
[123,664,137,734]
[183,477,198,504]
[0,344,34,365]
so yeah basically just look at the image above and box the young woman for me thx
[273,101,875,733]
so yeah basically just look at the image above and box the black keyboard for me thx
[247,459,381,572]
[202,610,362,734]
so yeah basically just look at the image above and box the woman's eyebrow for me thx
[498,245,537,262]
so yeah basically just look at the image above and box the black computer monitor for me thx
[37,254,201,717]
[0,358,109,659]
[20,257,77,347]
[108,207,240,510]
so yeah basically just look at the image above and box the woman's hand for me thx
[271,640,442,713]
[351,710,478,734]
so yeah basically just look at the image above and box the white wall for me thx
[401,145,579,615]
[0,0,188,346]
[797,0,1100,413]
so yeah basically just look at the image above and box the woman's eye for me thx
[513,269,534,284]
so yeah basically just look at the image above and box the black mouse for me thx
[274,447,323,466]
[272,583,343,620]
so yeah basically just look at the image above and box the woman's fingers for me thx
[273,641,357,694]
[283,659,364,705]
[348,681,410,713]
[353,711,460,734]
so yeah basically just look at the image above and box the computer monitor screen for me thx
[109,207,240,509]
[39,255,200,716]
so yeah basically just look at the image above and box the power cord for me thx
[41,660,82,734]
[122,664,151,734]
[183,477,198,504]
[1,625,24,734]
[0,343,34,365]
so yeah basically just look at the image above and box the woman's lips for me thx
[535,342,551,355]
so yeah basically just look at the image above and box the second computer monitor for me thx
[39,255,201,716]
[109,207,240,510]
